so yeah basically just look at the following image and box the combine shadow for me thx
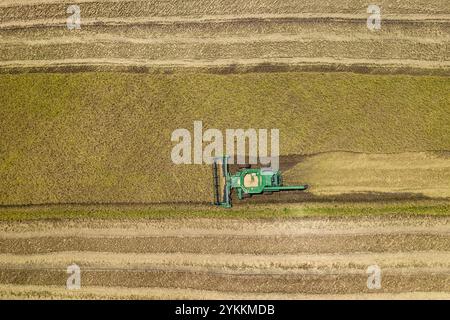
[232,190,438,205]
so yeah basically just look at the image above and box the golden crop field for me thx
[0,0,449,300]
[0,72,449,204]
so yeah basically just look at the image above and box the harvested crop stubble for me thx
[1,20,448,47]
[0,214,448,298]
[1,39,447,63]
[1,0,446,23]
[0,285,449,300]
[284,152,450,198]
[1,0,448,74]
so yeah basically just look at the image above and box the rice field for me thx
[0,0,449,300]
[0,72,449,205]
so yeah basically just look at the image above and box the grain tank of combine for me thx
[212,155,308,208]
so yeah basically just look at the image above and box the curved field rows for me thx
[0,215,448,298]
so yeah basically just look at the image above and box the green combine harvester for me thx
[212,155,308,208]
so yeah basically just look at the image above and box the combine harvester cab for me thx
[212,155,308,208]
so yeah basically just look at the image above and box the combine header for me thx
[212,155,308,208]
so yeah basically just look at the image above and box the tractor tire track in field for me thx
[1,216,449,237]
[0,269,448,295]
[0,216,448,298]
[0,1,448,74]
[1,252,449,271]
[1,234,449,255]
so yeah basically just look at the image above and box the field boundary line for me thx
[1,57,449,69]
